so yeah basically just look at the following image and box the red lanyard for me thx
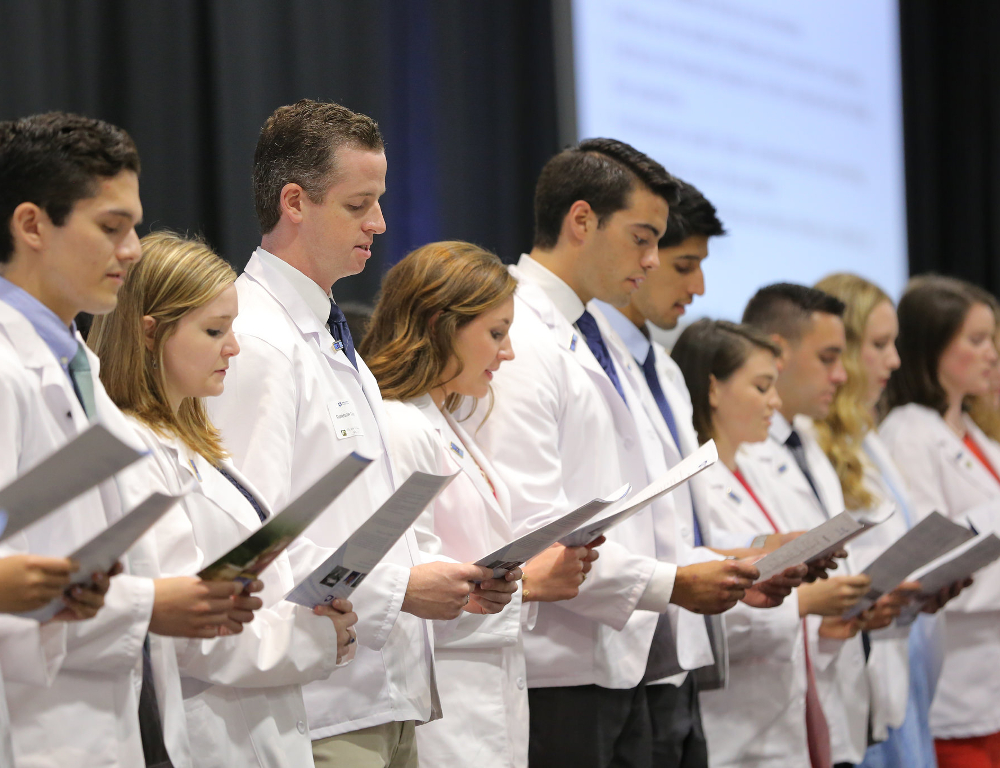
[963,434,1000,487]
[733,468,781,533]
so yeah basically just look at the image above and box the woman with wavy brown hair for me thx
[362,240,602,768]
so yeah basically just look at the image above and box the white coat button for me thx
[516,677,525,690]
[297,720,307,735]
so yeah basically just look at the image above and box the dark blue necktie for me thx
[785,429,826,516]
[327,301,358,370]
[575,310,626,404]
[640,348,703,547]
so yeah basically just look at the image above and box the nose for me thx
[770,389,783,411]
[832,358,848,386]
[987,342,999,365]
[641,246,660,271]
[887,344,901,371]
[367,201,387,235]
[691,268,706,297]
[119,228,142,265]
[223,329,240,358]
[499,335,515,362]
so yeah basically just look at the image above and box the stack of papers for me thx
[560,440,719,548]
[0,424,147,542]
[896,532,1000,625]
[198,453,373,585]
[844,512,976,618]
[22,492,183,622]
[286,471,457,608]
[752,506,894,583]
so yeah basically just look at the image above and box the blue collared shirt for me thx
[592,300,653,365]
[0,276,80,378]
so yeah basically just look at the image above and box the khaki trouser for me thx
[312,721,418,768]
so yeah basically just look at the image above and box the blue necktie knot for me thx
[328,301,358,370]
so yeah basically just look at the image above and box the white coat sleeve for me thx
[0,617,66,686]
[474,329,658,631]
[157,513,343,688]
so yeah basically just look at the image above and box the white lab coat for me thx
[208,250,438,740]
[120,420,348,767]
[0,300,190,768]
[467,258,671,691]
[591,306,722,687]
[879,403,1000,739]
[384,396,528,768]
[739,415,869,765]
[699,459,809,768]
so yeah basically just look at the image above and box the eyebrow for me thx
[104,208,143,225]
[634,222,662,238]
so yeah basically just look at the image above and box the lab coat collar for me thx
[159,433,271,532]
[254,247,332,329]
[410,394,510,523]
[242,249,360,376]
[515,254,586,324]
[768,411,794,445]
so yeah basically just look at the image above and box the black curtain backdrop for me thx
[0,0,560,305]
[900,0,1000,295]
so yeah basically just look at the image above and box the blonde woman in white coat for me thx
[90,231,359,768]
[362,241,599,768]
[880,275,1000,768]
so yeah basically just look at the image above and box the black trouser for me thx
[646,676,708,768]
[528,684,652,768]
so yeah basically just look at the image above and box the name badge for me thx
[328,398,364,440]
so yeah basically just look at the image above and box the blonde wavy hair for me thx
[89,230,237,463]
[813,273,892,511]
[360,240,517,414]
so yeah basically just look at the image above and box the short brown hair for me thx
[886,275,995,415]
[533,138,678,250]
[253,99,384,234]
[671,319,781,445]
[360,241,517,413]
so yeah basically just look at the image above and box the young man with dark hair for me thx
[466,141,799,768]
[593,180,812,766]
[739,283,875,768]
[0,112,259,768]
[210,99,514,768]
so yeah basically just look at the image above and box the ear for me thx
[9,202,47,254]
[278,183,306,224]
[428,309,443,332]
[562,199,596,245]
[708,373,720,410]
[142,316,157,352]
[771,334,790,372]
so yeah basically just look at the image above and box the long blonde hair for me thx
[360,240,517,413]
[89,231,236,463]
[813,273,891,511]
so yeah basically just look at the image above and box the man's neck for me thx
[528,246,591,305]
[0,264,74,325]
[618,301,648,331]
[260,233,332,293]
